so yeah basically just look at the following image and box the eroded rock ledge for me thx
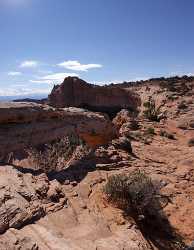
[0,102,117,160]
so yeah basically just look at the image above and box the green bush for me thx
[103,170,156,213]
[143,97,164,122]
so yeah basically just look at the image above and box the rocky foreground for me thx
[0,76,194,249]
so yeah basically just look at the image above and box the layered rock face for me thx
[48,77,141,115]
[0,102,116,160]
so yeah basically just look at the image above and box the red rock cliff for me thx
[48,77,141,114]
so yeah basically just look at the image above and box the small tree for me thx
[143,97,164,122]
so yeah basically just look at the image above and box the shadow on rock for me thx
[48,158,96,184]
[125,195,187,250]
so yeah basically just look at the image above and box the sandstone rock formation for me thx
[1,76,194,249]
[0,102,116,161]
[48,77,141,115]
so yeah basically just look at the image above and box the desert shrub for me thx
[168,94,178,101]
[145,127,155,135]
[128,131,153,145]
[177,101,187,110]
[103,170,186,250]
[111,136,132,153]
[188,138,194,147]
[130,117,140,130]
[27,134,91,173]
[160,130,175,140]
[128,110,140,130]
[143,97,164,122]
[103,170,156,214]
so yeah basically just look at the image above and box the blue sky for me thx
[0,0,194,96]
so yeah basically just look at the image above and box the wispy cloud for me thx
[168,72,194,77]
[93,77,151,85]
[42,72,78,81]
[30,72,79,84]
[0,87,50,97]
[8,71,22,76]
[37,69,53,75]
[20,60,39,68]
[30,80,53,84]
[57,60,102,72]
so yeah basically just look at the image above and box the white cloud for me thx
[93,77,150,86]
[128,77,150,82]
[0,87,50,97]
[168,72,194,77]
[30,80,53,84]
[20,60,39,68]
[57,60,102,71]
[30,72,79,85]
[37,69,53,75]
[8,71,22,76]
[0,70,65,97]
[41,72,78,83]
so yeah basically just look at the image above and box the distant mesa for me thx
[13,98,47,104]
